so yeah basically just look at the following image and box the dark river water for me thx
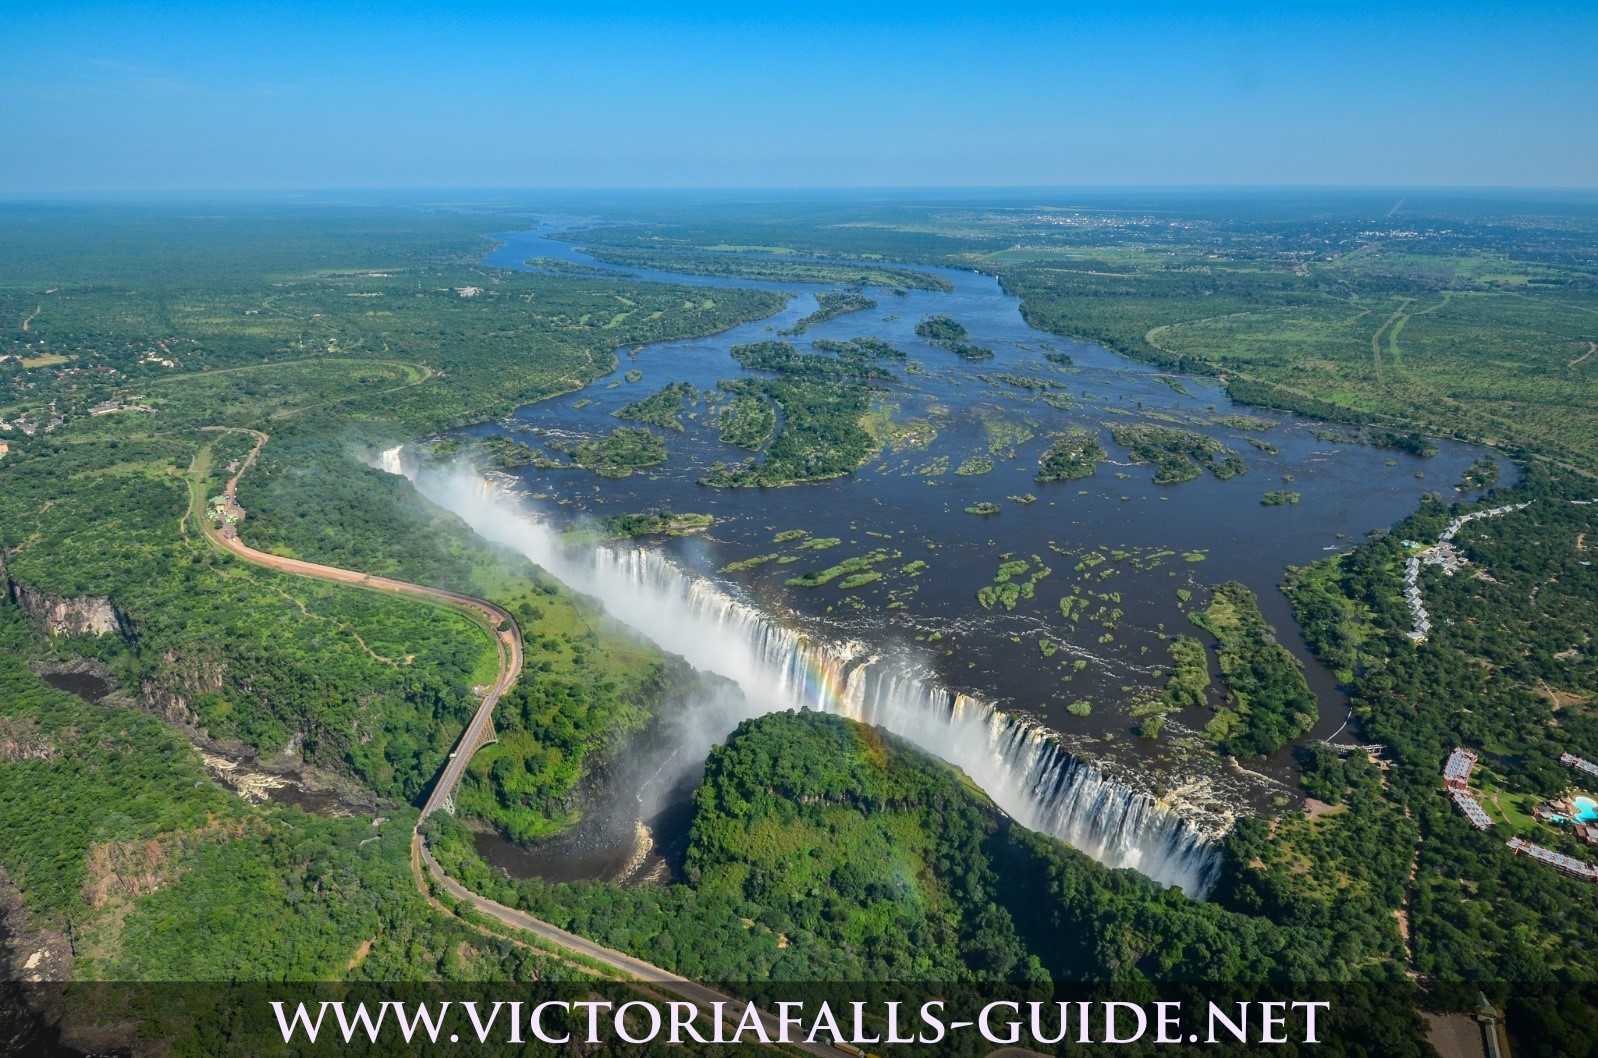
[39,671,113,704]
[461,222,1510,881]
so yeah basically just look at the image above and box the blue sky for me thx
[1,1,1593,191]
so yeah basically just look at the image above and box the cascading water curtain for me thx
[384,451,1223,895]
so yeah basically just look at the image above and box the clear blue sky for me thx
[2,1,1593,192]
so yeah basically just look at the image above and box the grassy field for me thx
[552,196,1598,469]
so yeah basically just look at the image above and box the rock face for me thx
[8,584,126,637]
[1,553,128,638]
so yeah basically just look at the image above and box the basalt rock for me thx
[7,583,127,638]
[2,549,128,638]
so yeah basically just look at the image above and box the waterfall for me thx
[383,453,1223,895]
[377,444,412,477]
[836,668,1222,894]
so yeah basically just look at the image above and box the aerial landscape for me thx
[3,3,1598,1056]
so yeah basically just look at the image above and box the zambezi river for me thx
[382,220,1510,896]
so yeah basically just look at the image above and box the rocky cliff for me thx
[1,551,128,638]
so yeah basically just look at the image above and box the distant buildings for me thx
[86,400,150,417]
[1401,503,1532,643]
[207,494,243,528]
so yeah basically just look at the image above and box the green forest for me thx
[4,196,1598,1054]
[1190,583,1319,757]
[0,205,786,1001]
[427,710,1434,1052]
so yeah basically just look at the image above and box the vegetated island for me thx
[603,510,714,537]
[1036,427,1107,482]
[570,245,953,291]
[1110,423,1246,484]
[1456,455,1500,491]
[614,380,698,431]
[552,426,667,478]
[780,291,878,335]
[916,314,995,361]
[1190,581,1318,757]
[700,340,898,487]
[524,256,624,278]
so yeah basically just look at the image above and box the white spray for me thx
[381,450,1223,894]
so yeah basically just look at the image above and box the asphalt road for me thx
[194,429,840,1058]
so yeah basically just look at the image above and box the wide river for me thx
[454,222,1508,883]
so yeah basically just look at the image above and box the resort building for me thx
[1443,747,1478,791]
[1506,837,1598,883]
[1561,752,1598,780]
[1441,748,1494,828]
[1401,503,1532,644]
[1451,789,1495,830]
[1533,791,1598,844]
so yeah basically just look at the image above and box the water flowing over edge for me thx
[377,445,1225,895]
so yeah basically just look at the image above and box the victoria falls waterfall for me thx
[378,446,1223,895]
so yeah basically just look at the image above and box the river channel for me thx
[446,221,1509,889]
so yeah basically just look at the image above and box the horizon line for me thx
[4,183,1598,200]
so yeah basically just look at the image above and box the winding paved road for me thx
[190,429,840,1057]
[195,428,521,821]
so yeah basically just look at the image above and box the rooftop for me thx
[1451,789,1494,830]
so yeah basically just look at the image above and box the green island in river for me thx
[3,190,1598,1055]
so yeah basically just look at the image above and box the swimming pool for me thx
[1549,795,1598,824]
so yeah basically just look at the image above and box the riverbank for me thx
[452,225,1510,823]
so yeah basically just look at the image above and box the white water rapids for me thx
[379,445,1224,894]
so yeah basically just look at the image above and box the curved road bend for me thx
[195,428,523,821]
[419,844,844,1055]
[192,429,840,1058]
